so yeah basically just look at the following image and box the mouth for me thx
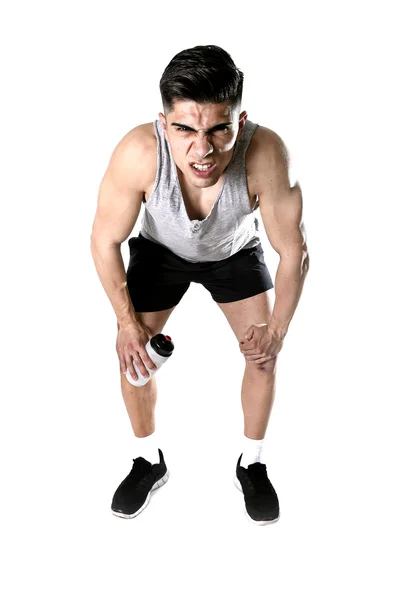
[189,161,217,178]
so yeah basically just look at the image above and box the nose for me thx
[192,131,213,158]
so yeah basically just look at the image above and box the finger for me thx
[240,336,255,344]
[245,354,265,362]
[141,350,157,371]
[132,352,150,378]
[243,348,263,355]
[118,352,127,375]
[253,355,276,364]
[125,352,139,380]
[240,342,256,351]
[242,348,263,357]
[244,329,254,341]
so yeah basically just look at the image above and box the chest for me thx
[179,179,258,221]
[144,173,258,221]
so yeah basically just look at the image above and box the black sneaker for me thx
[234,453,280,525]
[111,448,169,519]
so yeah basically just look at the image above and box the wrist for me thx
[117,313,139,329]
[267,321,288,341]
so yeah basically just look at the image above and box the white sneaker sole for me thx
[111,470,170,519]
[234,476,280,526]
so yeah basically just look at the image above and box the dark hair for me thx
[159,45,244,115]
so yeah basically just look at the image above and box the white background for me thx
[1,0,398,598]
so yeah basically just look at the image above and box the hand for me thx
[239,323,284,367]
[116,322,158,382]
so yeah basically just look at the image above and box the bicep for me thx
[259,184,307,257]
[257,131,308,257]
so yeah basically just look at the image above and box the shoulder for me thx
[247,124,294,193]
[107,122,157,191]
[247,124,290,172]
[247,125,301,203]
[119,121,157,153]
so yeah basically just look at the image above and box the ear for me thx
[158,112,169,142]
[236,111,248,139]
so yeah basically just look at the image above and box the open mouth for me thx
[189,162,217,177]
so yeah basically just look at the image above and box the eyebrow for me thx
[171,121,233,133]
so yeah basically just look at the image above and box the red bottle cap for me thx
[165,335,172,342]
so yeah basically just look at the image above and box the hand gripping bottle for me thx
[125,334,174,387]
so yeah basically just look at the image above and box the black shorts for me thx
[126,233,274,312]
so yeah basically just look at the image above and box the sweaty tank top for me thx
[138,117,261,262]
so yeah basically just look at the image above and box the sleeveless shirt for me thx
[138,117,261,262]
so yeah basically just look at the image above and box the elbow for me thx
[90,235,121,256]
[90,234,99,255]
[303,251,310,272]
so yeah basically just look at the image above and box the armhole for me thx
[243,122,259,212]
[144,120,162,206]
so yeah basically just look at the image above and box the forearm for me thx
[90,237,138,327]
[268,252,310,340]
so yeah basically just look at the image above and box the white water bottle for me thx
[125,333,174,386]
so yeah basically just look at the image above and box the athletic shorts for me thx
[126,232,274,312]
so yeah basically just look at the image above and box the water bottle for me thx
[125,333,174,386]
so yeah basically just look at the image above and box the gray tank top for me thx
[139,117,261,262]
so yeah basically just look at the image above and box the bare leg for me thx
[117,306,176,438]
[120,371,158,437]
[241,358,277,439]
[216,291,277,440]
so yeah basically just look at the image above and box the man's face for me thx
[158,100,247,189]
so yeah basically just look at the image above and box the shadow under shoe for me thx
[234,453,280,525]
[111,448,169,519]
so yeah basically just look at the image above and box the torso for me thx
[139,121,269,221]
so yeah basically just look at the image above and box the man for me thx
[90,45,309,525]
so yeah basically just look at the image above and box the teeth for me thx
[193,163,213,171]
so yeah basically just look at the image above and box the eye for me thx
[176,126,189,132]
[212,126,230,134]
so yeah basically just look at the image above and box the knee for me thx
[245,356,277,375]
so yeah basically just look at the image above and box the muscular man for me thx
[90,45,309,525]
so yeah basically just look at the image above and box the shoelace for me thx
[244,463,272,494]
[126,458,154,490]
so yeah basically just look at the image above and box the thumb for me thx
[245,327,254,341]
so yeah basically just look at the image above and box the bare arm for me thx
[90,128,149,327]
[256,128,310,339]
